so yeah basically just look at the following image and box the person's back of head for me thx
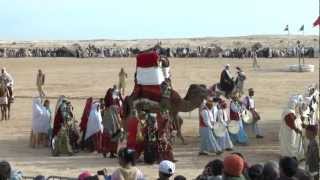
[0,161,11,180]
[279,156,298,178]
[118,148,136,167]
[263,161,279,180]
[223,154,244,177]
[174,175,186,180]
[248,164,263,180]
[209,159,223,176]
[159,160,175,180]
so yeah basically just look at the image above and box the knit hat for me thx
[78,171,92,180]
[223,155,244,176]
[159,160,175,175]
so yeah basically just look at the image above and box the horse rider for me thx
[0,67,14,101]
[219,64,234,98]
[36,69,46,99]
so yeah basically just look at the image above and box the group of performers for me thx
[199,88,263,155]
[279,85,319,178]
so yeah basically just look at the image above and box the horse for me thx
[209,71,246,99]
[0,80,10,120]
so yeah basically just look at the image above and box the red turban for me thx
[224,154,244,176]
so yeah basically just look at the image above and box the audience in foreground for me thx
[0,151,318,180]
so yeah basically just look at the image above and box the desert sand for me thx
[0,57,318,179]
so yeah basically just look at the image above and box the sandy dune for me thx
[0,57,318,179]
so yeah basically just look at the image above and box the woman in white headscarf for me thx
[30,97,51,148]
[279,95,304,160]
[84,102,104,152]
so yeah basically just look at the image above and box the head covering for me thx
[159,160,175,175]
[78,171,92,180]
[223,154,244,176]
[248,88,254,92]
[225,64,230,68]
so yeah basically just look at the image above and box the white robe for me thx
[213,106,234,150]
[32,98,50,134]
[85,103,104,140]
[279,108,304,160]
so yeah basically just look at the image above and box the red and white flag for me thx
[313,16,320,27]
[135,51,164,101]
[136,51,164,85]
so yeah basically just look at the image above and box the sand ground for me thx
[0,57,318,179]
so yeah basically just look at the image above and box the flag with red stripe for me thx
[135,51,164,101]
[313,16,320,27]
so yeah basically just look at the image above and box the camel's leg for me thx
[7,103,10,120]
[175,115,186,145]
[4,106,7,120]
[1,106,4,121]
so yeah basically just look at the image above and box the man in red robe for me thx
[79,97,93,150]
[156,111,175,162]
[126,110,146,160]
[100,105,122,158]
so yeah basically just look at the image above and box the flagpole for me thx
[288,27,290,49]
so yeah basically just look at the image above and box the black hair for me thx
[263,161,279,180]
[279,156,298,177]
[174,175,186,180]
[44,99,50,105]
[160,172,173,178]
[0,161,11,180]
[232,152,245,159]
[118,148,136,166]
[248,164,263,180]
[208,159,223,176]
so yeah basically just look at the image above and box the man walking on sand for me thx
[252,50,260,69]
[118,68,127,95]
[36,69,46,98]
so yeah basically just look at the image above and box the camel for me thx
[123,84,209,144]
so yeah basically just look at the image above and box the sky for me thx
[0,0,318,40]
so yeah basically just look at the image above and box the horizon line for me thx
[0,33,318,42]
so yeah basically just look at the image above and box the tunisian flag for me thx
[134,51,164,102]
[313,16,320,27]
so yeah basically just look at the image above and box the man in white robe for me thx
[30,97,51,148]
[279,95,304,160]
[213,100,234,151]
[199,98,222,156]
[242,88,263,138]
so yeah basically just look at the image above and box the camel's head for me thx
[184,84,209,101]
